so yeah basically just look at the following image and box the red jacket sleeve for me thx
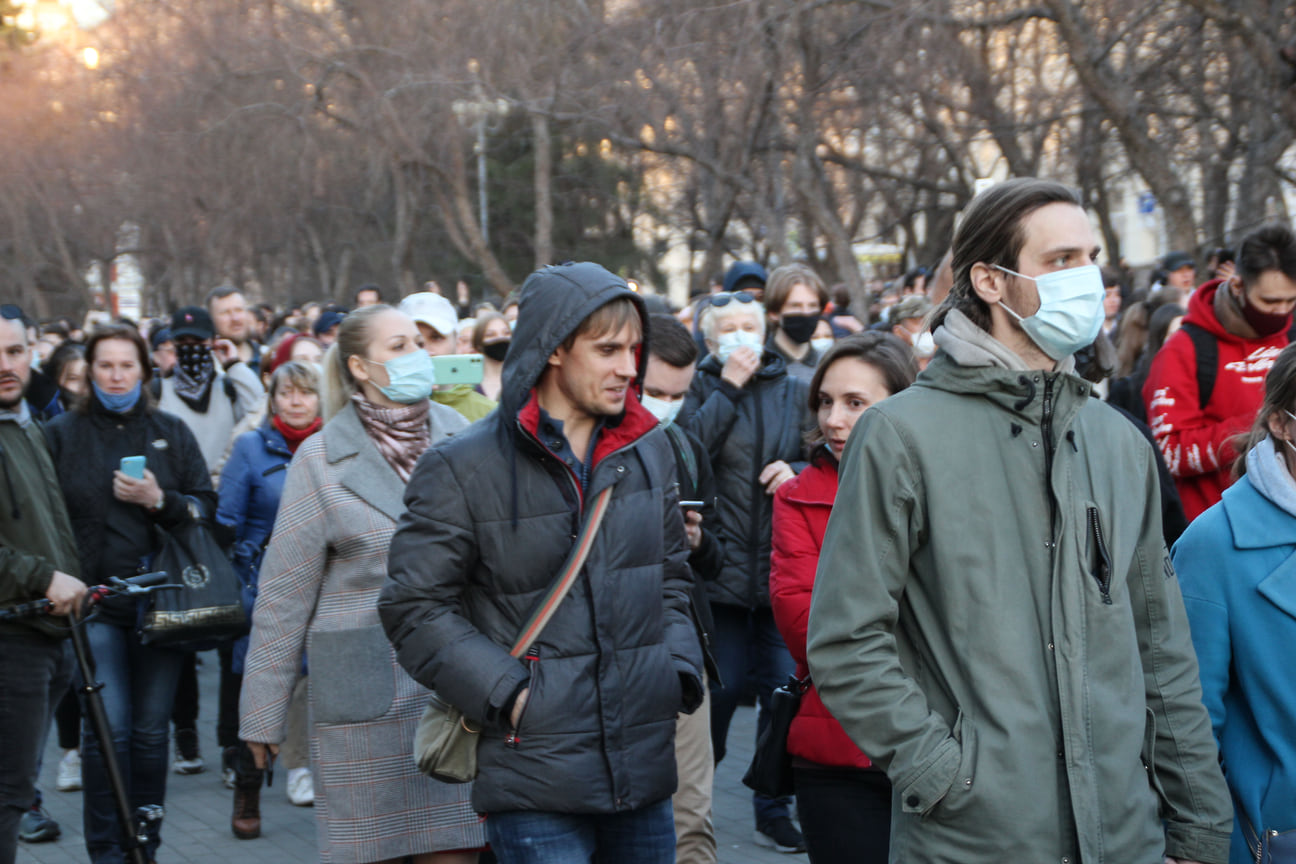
[1142,330,1252,479]
[770,485,820,671]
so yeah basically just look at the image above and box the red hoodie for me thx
[1142,279,1289,520]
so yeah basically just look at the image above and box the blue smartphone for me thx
[120,456,146,480]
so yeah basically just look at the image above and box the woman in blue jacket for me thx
[1174,341,1296,863]
[216,361,322,835]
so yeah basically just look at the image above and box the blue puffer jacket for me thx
[1174,438,1296,863]
[217,420,298,672]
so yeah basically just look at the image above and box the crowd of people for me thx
[2,175,1296,864]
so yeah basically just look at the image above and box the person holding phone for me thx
[239,305,483,864]
[400,292,495,423]
[44,324,216,864]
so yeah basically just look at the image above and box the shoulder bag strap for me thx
[508,485,614,658]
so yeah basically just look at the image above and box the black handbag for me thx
[139,517,249,650]
[742,675,809,798]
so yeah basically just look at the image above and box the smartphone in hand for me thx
[120,456,146,480]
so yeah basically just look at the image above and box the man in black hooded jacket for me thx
[381,262,703,863]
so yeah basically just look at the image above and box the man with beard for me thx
[0,305,85,864]
[156,306,264,486]
[207,287,263,376]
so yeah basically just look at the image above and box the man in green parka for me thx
[0,307,85,863]
[807,179,1233,864]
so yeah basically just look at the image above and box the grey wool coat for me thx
[238,399,482,864]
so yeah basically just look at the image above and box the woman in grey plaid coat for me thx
[239,306,483,864]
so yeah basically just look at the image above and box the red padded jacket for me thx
[769,454,873,770]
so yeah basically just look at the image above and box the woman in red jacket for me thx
[770,331,916,863]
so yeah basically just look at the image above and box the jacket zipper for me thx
[747,378,766,609]
[1041,376,1057,530]
[1087,506,1114,605]
[506,645,541,749]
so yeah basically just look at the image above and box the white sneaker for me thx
[56,750,81,792]
[286,767,314,806]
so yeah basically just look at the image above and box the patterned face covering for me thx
[173,342,217,410]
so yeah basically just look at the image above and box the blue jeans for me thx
[0,632,65,864]
[487,799,676,864]
[79,620,184,864]
[707,602,796,827]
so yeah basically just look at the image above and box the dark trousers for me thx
[216,645,240,749]
[0,632,65,864]
[56,676,82,751]
[80,620,184,864]
[171,651,198,733]
[794,763,892,864]
[707,602,796,826]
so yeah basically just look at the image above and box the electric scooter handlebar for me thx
[0,571,178,621]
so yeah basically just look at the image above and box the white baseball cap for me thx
[399,292,458,337]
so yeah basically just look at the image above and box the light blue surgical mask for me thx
[366,350,435,403]
[641,393,683,426]
[810,337,835,355]
[994,263,1105,361]
[93,381,142,413]
[715,330,764,364]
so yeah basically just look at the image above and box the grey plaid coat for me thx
[238,400,481,863]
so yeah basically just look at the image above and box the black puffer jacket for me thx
[679,351,812,608]
[380,262,703,815]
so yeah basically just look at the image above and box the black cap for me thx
[313,310,345,337]
[723,261,768,294]
[170,306,214,340]
[1162,251,1194,272]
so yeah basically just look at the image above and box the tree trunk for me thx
[532,111,554,269]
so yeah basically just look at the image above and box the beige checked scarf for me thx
[350,392,430,483]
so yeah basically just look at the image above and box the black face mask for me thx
[482,340,510,362]
[780,314,820,345]
[176,343,213,381]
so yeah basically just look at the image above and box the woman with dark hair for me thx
[1173,342,1296,862]
[44,324,216,864]
[37,341,87,418]
[239,305,482,864]
[471,311,510,401]
[769,332,916,863]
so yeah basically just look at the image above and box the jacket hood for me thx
[1183,279,1236,342]
[500,262,649,423]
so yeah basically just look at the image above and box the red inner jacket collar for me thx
[516,388,659,471]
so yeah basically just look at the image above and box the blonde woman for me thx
[239,305,482,864]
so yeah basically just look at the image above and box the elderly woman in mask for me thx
[678,290,813,853]
[239,305,482,864]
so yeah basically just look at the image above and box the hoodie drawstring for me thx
[1012,375,1037,412]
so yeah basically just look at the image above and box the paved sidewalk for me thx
[21,654,801,863]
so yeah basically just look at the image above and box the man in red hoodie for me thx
[1143,224,1296,520]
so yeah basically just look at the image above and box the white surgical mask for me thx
[810,337,834,355]
[642,393,683,426]
[995,263,1105,361]
[715,330,763,364]
[912,330,936,358]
